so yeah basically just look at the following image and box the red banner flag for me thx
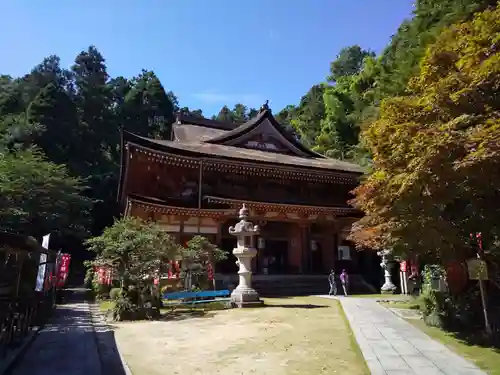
[207,263,214,281]
[56,253,71,288]
[105,268,112,286]
[400,261,407,272]
[167,261,173,279]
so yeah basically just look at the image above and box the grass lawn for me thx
[408,319,500,375]
[109,296,369,375]
[99,300,115,312]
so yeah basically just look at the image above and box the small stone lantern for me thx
[229,204,264,307]
[378,249,397,294]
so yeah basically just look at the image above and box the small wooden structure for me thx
[0,232,56,358]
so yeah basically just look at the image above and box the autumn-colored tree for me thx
[349,6,500,262]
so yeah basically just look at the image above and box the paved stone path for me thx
[319,295,487,375]
[8,290,129,375]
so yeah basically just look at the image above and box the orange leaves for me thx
[350,5,500,256]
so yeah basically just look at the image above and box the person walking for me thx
[340,269,349,297]
[328,269,337,296]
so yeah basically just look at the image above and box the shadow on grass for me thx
[415,315,500,351]
[159,309,215,321]
[264,303,329,309]
[448,329,500,351]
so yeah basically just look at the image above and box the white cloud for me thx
[193,91,263,107]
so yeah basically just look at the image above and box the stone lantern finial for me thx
[239,203,249,220]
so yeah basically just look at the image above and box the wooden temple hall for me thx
[117,104,366,276]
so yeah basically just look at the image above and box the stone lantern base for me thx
[231,287,265,308]
[380,285,398,294]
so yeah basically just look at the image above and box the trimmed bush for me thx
[109,287,122,300]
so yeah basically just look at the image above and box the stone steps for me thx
[217,274,377,297]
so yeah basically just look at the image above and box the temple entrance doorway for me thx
[218,237,237,274]
[258,221,291,274]
[260,239,288,274]
[311,242,324,273]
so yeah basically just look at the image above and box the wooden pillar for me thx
[299,223,309,274]
[288,223,302,274]
[332,221,340,272]
[179,216,186,245]
[215,219,222,247]
[322,223,336,273]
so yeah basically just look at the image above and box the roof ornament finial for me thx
[259,100,269,113]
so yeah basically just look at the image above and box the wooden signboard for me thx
[467,259,488,280]
[446,261,467,294]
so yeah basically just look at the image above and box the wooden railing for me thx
[0,233,58,360]
[0,292,55,359]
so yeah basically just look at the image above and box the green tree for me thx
[247,107,259,119]
[85,216,182,287]
[178,107,204,118]
[232,103,248,122]
[182,235,227,289]
[275,105,298,125]
[313,46,375,159]
[349,6,500,261]
[19,55,73,107]
[328,45,375,83]
[26,83,79,168]
[0,148,92,237]
[71,46,120,233]
[71,46,113,169]
[375,0,496,98]
[123,70,175,139]
[213,105,234,123]
[290,85,325,147]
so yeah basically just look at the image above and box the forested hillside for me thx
[0,48,205,239]
[0,0,496,243]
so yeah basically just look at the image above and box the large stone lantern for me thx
[229,204,264,307]
[378,249,397,294]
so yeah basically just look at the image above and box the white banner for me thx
[35,234,51,292]
[35,253,47,292]
[42,234,50,250]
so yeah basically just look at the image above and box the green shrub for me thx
[84,267,94,289]
[109,287,122,300]
[111,296,161,321]
[93,283,111,300]
[445,287,483,330]
[127,285,140,305]
[418,288,448,328]
[112,296,136,321]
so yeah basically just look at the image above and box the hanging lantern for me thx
[258,237,265,249]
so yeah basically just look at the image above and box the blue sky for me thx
[0,1,414,116]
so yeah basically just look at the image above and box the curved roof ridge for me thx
[205,109,326,159]
[175,113,242,130]
[121,130,364,174]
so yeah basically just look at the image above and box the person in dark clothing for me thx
[328,269,337,296]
